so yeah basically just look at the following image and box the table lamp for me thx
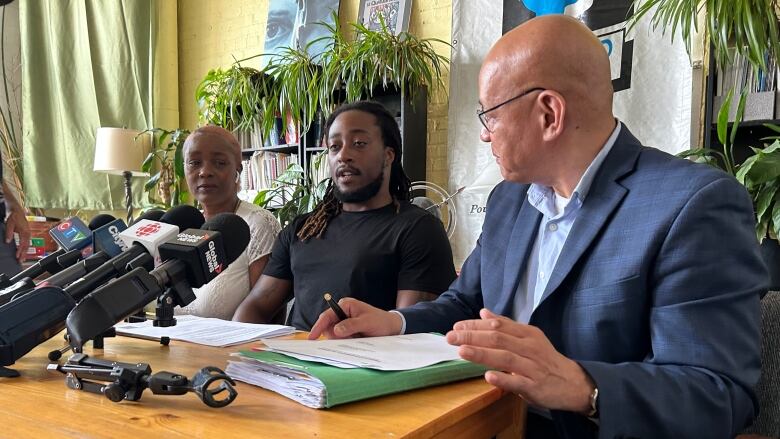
[93,128,151,224]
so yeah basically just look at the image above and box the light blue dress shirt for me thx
[512,122,621,323]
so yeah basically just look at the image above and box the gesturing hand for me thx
[447,308,594,413]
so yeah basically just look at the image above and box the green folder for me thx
[230,349,488,408]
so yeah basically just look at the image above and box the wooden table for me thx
[0,333,525,438]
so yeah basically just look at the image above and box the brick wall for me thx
[177,0,453,187]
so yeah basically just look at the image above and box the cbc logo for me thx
[135,223,161,237]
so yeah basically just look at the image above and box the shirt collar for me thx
[570,120,621,202]
[528,120,621,215]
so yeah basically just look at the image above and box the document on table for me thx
[114,315,295,347]
[227,333,486,408]
[261,333,462,371]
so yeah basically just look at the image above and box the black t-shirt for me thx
[264,201,457,330]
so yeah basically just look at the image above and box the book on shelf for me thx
[240,151,300,192]
[284,112,300,145]
[716,49,778,96]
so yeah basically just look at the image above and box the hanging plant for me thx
[195,64,279,140]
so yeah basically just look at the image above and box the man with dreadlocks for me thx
[233,101,456,330]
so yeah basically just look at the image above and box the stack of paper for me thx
[114,315,295,347]
[226,333,488,408]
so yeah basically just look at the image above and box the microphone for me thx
[0,215,117,300]
[63,205,205,301]
[89,214,118,231]
[133,209,165,225]
[48,216,93,252]
[65,213,250,350]
[0,214,126,305]
[90,215,129,257]
[0,207,208,370]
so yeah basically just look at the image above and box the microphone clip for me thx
[48,353,238,408]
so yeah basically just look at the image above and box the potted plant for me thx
[254,151,329,227]
[678,89,780,289]
[140,128,191,209]
[319,13,450,106]
[631,1,780,72]
[195,64,279,143]
[631,0,780,288]
[680,90,780,241]
[263,43,324,136]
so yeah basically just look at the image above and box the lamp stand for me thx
[122,170,133,224]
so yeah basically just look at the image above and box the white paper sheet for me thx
[261,333,461,371]
[114,315,295,347]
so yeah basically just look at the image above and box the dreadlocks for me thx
[297,101,411,241]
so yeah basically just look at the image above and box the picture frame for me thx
[357,0,412,35]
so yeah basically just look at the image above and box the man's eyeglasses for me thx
[477,87,546,132]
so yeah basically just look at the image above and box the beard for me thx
[334,169,385,203]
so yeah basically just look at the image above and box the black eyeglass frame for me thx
[477,87,546,132]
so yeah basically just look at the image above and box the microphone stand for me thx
[48,353,237,407]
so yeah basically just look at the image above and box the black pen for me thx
[323,292,348,321]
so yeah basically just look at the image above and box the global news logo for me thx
[176,232,208,244]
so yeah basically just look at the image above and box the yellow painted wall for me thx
[177,0,452,187]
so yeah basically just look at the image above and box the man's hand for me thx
[447,308,595,414]
[308,298,403,340]
[5,206,29,264]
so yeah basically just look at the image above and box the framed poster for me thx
[358,0,412,35]
[263,0,340,60]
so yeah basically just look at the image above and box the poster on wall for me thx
[263,0,340,61]
[358,0,412,35]
[447,0,696,266]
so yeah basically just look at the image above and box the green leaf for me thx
[772,194,780,240]
[742,149,780,186]
[755,181,779,219]
[717,88,733,146]
[174,146,185,179]
[729,89,747,146]
[144,173,161,191]
[736,154,758,185]
[141,152,155,173]
[764,124,780,135]
[757,219,768,243]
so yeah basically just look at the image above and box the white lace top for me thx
[177,201,281,320]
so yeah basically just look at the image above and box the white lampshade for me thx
[93,127,151,176]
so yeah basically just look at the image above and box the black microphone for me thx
[0,207,210,370]
[88,214,117,231]
[4,214,114,287]
[65,213,250,350]
[63,205,205,301]
[132,209,165,225]
[0,215,120,306]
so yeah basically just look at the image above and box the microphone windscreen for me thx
[88,214,116,230]
[159,205,205,231]
[202,213,250,265]
[134,209,165,224]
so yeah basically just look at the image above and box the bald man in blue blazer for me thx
[310,16,767,439]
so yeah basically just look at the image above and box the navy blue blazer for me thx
[400,125,767,438]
